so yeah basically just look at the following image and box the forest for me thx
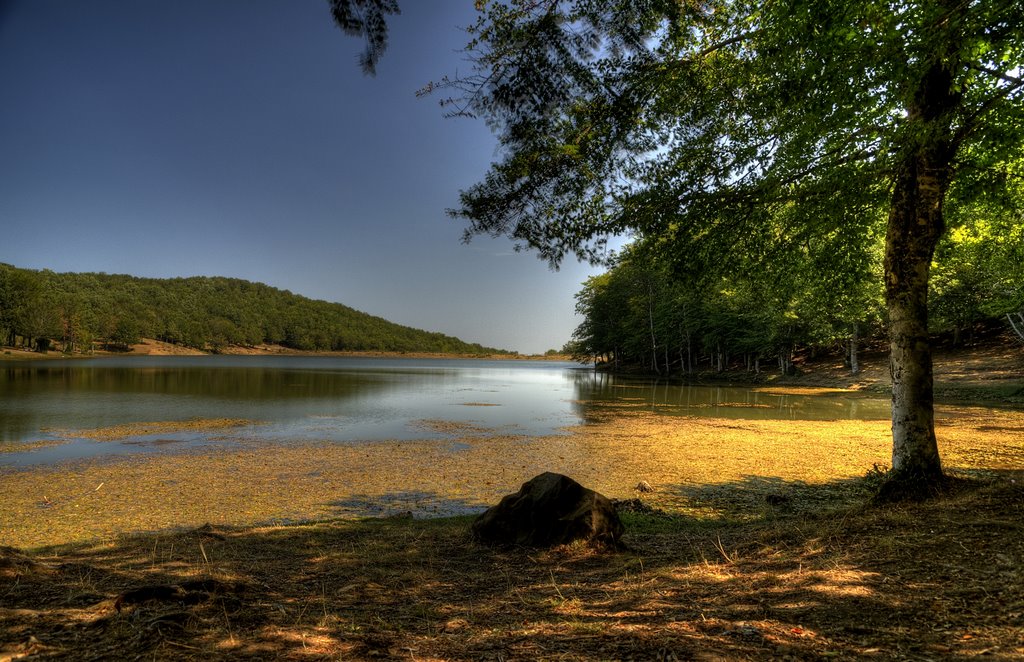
[0,263,505,355]
[569,197,1024,375]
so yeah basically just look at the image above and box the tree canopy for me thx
[571,199,1022,379]
[438,0,1024,497]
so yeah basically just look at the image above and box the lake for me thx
[0,356,892,466]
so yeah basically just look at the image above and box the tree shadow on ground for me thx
[326,490,486,519]
[660,469,893,520]
[2,471,1022,660]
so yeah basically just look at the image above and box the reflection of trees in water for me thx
[0,364,394,400]
[1,362,893,448]
[0,364,398,444]
[0,415,37,448]
[565,371,890,422]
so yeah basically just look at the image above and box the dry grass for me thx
[2,473,1022,661]
[2,343,1023,660]
[3,404,1024,548]
[2,407,1023,660]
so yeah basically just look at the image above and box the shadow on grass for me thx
[672,472,881,515]
[2,470,1022,660]
[327,490,486,519]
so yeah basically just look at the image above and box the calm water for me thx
[0,356,892,466]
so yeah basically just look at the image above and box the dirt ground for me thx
[2,472,1022,661]
[688,333,1024,410]
[1,340,1023,660]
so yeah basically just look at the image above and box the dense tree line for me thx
[570,193,1024,376]
[0,264,505,355]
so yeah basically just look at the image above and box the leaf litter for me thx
[1,405,1023,659]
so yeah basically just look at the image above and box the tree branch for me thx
[954,77,1024,147]
[968,63,1024,87]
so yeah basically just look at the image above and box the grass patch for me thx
[4,405,1024,549]
[3,472,1022,660]
[0,439,66,454]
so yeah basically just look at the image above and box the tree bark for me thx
[874,9,966,497]
[647,281,659,375]
[849,322,860,376]
[880,129,955,498]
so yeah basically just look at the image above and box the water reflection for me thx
[0,357,893,466]
[0,357,585,464]
[567,371,892,421]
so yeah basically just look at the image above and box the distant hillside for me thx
[0,263,508,355]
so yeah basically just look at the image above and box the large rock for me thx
[472,472,624,547]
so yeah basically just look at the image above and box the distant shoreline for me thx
[0,337,579,363]
[7,336,1022,408]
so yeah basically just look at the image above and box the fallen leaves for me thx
[3,405,1024,549]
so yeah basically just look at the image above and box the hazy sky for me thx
[0,1,619,354]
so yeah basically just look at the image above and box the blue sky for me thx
[0,0,617,354]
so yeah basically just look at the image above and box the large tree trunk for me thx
[882,158,946,498]
[879,62,958,499]
[1009,312,1024,343]
[876,24,965,498]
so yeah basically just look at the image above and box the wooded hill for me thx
[0,263,507,355]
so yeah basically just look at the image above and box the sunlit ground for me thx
[2,399,1023,660]
[2,402,1022,548]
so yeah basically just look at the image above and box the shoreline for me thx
[4,401,1024,550]
[0,338,578,363]
[5,336,1023,410]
